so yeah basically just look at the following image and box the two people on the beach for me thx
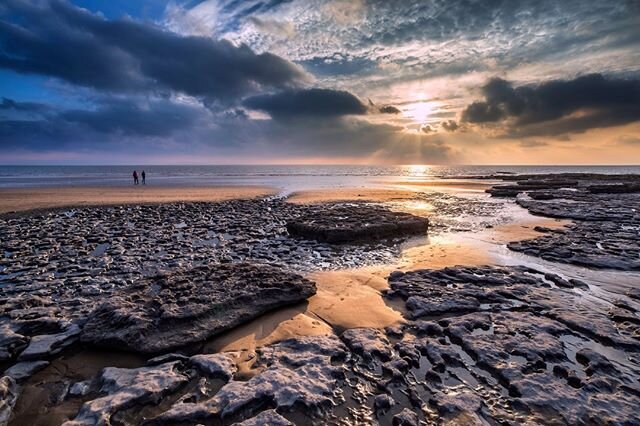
[133,170,146,185]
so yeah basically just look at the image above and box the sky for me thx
[0,0,639,165]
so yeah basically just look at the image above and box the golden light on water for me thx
[405,164,432,176]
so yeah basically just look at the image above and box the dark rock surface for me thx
[486,174,640,270]
[3,264,639,425]
[148,335,347,425]
[81,263,316,353]
[380,265,640,424]
[287,204,429,243]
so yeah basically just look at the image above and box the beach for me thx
[0,186,277,215]
[1,171,639,425]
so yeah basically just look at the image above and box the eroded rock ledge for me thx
[81,263,316,353]
[287,204,429,243]
[42,265,640,425]
[486,174,640,270]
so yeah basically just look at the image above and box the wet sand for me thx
[0,186,277,215]
[286,187,421,204]
[385,179,496,193]
[204,269,404,354]
[286,180,495,205]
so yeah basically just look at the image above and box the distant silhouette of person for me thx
[141,170,146,185]
[133,170,139,185]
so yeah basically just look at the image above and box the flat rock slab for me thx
[484,174,640,271]
[287,204,428,243]
[80,263,316,353]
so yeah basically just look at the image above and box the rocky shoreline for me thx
[1,176,639,425]
[487,174,640,271]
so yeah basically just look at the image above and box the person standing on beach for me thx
[133,170,138,185]
[142,170,146,185]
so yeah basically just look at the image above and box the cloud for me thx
[0,97,207,151]
[1,95,459,164]
[243,88,368,119]
[519,139,548,148]
[461,74,640,136]
[0,97,49,112]
[0,0,308,104]
[248,17,295,38]
[379,105,402,114]
[420,124,435,133]
[440,120,459,132]
[60,98,204,136]
[617,135,640,145]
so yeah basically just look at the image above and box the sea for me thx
[0,165,639,190]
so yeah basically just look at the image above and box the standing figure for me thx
[142,170,146,185]
[133,170,138,185]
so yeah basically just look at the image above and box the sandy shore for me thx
[0,186,278,215]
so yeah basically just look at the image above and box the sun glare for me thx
[405,164,431,176]
[403,101,436,122]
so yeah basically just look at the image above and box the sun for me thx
[403,101,435,122]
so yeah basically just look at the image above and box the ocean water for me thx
[0,165,638,190]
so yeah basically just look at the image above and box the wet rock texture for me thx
[381,266,640,424]
[43,264,639,425]
[488,174,640,270]
[0,200,407,362]
[287,204,429,243]
[81,263,316,353]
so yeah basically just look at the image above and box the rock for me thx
[341,328,393,361]
[146,353,189,366]
[81,263,316,353]
[374,393,395,410]
[189,353,237,381]
[151,335,346,424]
[385,264,640,424]
[18,324,80,360]
[68,381,91,397]
[486,175,640,271]
[64,361,189,426]
[0,326,29,361]
[0,376,18,425]
[432,387,485,425]
[4,360,49,381]
[287,204,428,243]
[234,409,293,425]
[393,408,419,426]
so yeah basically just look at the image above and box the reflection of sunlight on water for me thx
[403,164,432,176]
[395,200,435,216]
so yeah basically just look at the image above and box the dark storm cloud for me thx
[0,0,307,103]
[243,88,368,119]
[61,99,203,136]
[0,97,205,150]
[461,74,640,136]
[0,97,49,112]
